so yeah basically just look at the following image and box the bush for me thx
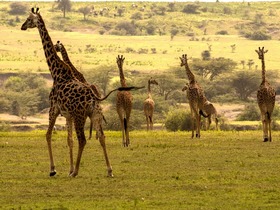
[236,104,260,121]
[103,108,143,131]
[182,4,200,14]
[9,2,27,15]
[131,12,143,20]
[245,31,271,40]
[165,109,192,131]
[216,30,228,35]
[146,24,156,35]
[115,21,137,35]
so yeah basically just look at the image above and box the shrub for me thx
[182,4,200,14]
[115,21,137,35]
[0,122,11,132]
[146,24,156,35]
[245,31,271,40]
[216,30,228,35]
[165,109,192,131]
[9,2,27,15]
[103,108,143,131]
[131,12,143,20]
[236,104,260,121]
[223,7,232,15]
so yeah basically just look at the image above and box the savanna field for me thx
[2,0,280,209]
[1,130,280,209]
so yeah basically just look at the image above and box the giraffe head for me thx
[149,78,158,86]
[21,8,40,30]
[255,47,268,60]
[182,83,189,92]
[179,54,188,67]
[54,41,63,53]
[116,55,125,67]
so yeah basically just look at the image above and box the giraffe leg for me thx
[97,125,113,177]
[207,116,212,130]
[70,118,87,177]
[46,107,59,176]
[66,117,74,175]
[88,119,93,140]
[145,115,149,131]
[150,116,154,130]
[268,113,272,142]
[196,113,201,138]
[124,117,130,146]
[262,114,269,142]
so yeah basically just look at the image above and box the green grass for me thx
[1,130,280,209]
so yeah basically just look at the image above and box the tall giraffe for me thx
[179,54,208,138]
[255,47,276,142]
[182,84,218,130]
[116,55,133,147]
[54,40,104,140]
[144,78,158,131]
[21,8,141,177]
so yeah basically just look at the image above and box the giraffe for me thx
[116,55,133,147]
[255,47,276,142]
[182,84,218,130]
[179,54,208,138]
[21,8,142,177]
[54,40,104,140]
[144,77,158,130]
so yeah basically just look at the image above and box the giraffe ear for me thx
[255,50,259,54]
[264,50,268,53]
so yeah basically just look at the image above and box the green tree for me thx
[192,57,237,81]
[57,0,71,18]
[78,6,91,21]
[231,71,260,101]
[84,65,113,95]
[157,73,184,100]
[3,73,49,115]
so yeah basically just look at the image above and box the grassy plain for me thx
[1,130,280,209]
[1,1,280,74]
[2,28,280,74]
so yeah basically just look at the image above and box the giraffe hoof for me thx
[69,172,78,177]
[263,138,269,142]
[196,134,200,138]
[49,170,57,177]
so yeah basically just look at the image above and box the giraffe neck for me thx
[147,82,152,98]
[60,44,72,66]
[118,65,127,87]
[261,58,266,83]
[36,14,75,83]
[184,62,195,82]
[60,43,87,83]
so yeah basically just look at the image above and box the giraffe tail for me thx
[266,112,271,120]
[95,86,145,101]
[199,110,210,118]
[124,118,127,132]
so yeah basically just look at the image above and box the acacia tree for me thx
[57,0,71,18]
[78,6,91,21]
[192,57,237,81]
[157,73,184,100]
[3,74,49,116]
[231,71,260,101]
